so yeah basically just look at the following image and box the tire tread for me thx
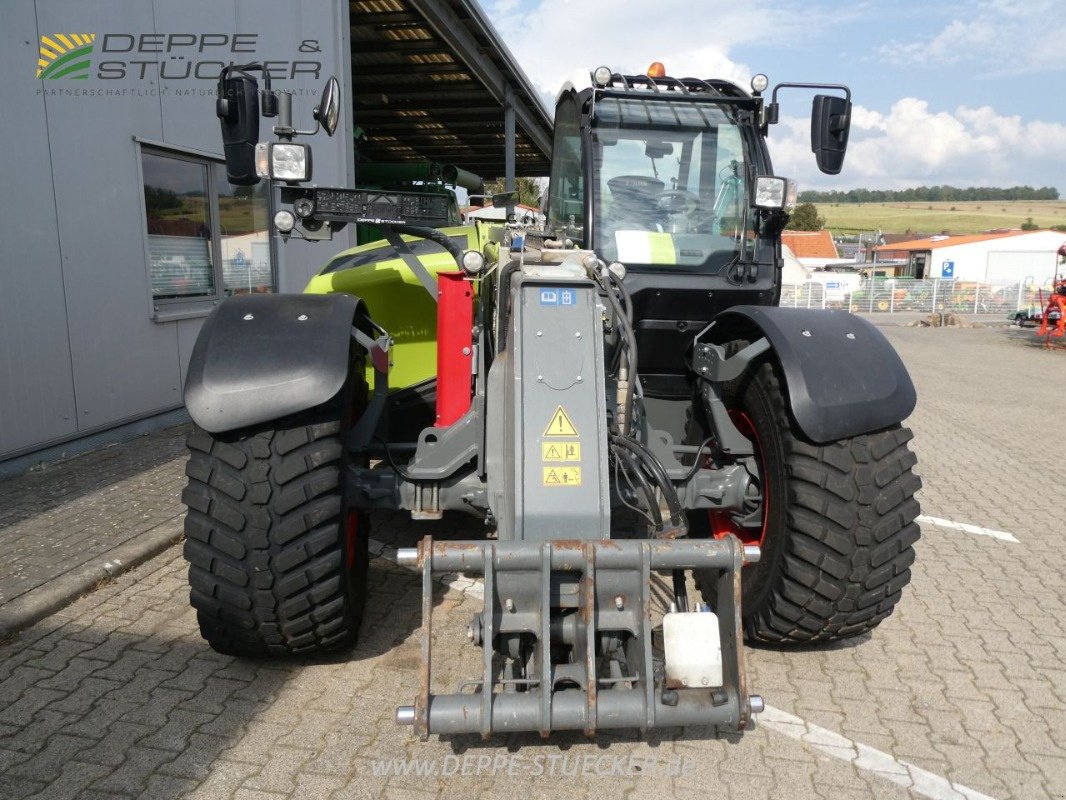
[182,412,366,657]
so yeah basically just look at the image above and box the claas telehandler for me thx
[181,62,921,738]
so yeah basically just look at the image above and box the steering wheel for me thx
[656,190,700,215]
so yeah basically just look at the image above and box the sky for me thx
[479,0,1066,196]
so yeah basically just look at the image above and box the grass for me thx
[816,200,1066,235]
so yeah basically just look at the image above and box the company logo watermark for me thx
[369,753,694,778]
[36,34,96,79]
[34,33,321,82]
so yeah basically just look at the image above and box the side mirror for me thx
[645,141,673,159]
[314,76,340,136]
[492,190,520,206]
[811,94,851,175]
[216,75,260,185]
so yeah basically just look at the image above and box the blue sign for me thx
[539,287,577,306]
[941,260,955,279]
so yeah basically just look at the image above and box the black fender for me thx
[704,306,916,443]
[184,293,363,434]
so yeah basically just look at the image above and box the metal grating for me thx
[349,0,552,178]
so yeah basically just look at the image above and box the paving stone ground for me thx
[1,323,1064,799]
[0,427,188,608]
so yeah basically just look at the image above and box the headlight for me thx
[460,249,485,275]
[754,176,786,209]
[254,142,270,178]
[270,143,311,182]
[750,73,769,94]
[273,210,296,233]
[784,179,798,210]
[593,66,613,87]
[293,196,315,218]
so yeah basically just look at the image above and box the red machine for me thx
[1036,243,1066,347]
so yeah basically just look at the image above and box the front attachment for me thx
[396,536,760,738]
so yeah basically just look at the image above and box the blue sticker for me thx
[539,289,559,305]
[560,289,576,306]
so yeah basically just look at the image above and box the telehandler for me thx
[182,62,921,738]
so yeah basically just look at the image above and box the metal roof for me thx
[349,0,553,178]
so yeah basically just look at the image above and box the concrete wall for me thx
[0,0,354,461]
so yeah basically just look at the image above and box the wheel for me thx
[697,355,922,643]
[181,359,369,657]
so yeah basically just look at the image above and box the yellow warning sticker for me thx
[542,441,581,462]
[543,467,582,487]
[543,406,579,437]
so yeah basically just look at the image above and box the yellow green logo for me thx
[36,34,96,80]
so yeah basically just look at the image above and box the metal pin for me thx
[743,544,762,564]
[396,548,419,566]
[749,695,765,714]
[614,595,624,610]
[396,706,416,725]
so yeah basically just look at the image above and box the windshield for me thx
[592,97,749,271]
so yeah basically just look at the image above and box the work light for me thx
[254,142,312,182]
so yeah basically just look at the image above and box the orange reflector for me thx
[647,61,666,78]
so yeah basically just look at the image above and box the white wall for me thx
[931,232,1066,283]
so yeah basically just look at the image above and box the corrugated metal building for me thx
[0,0,552,472]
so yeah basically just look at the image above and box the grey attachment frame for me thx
[396,535,756,738]
[690,337,771,455]
[348,324,392,453]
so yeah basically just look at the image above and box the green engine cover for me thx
[303,225,495,391]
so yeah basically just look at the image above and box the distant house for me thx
[461,202,544,225]
[872,231,1066,283]
[780,230,853,270]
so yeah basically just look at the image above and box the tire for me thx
[181,372,369,657]
[698,356,922,644]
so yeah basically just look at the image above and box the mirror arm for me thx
[271,91,321,139]
[222,62,276,117]
[769,81,851,105]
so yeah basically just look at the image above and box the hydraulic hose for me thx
[612,446,663,529]
[399,224,464,264]
[610,434,685,527]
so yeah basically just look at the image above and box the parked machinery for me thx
[180,63,921,738]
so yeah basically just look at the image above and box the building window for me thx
[141,146,272,318]
[214,164,272,296]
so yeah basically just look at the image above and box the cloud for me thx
[488,0,831,102]
[769,98,1066,193]
[878,0,1065,75]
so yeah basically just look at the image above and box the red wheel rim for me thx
[708,410,768,548]
[345,510,359,568]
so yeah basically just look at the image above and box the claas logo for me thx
[36,34,96,79]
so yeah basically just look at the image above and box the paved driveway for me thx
[1,324,1064,800]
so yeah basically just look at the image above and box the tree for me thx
[788,202,825,231]
[1021,216,1039,231]
[483,176,542,207]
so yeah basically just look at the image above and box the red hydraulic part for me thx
[434,271,475,426]
[708,410,769,549]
